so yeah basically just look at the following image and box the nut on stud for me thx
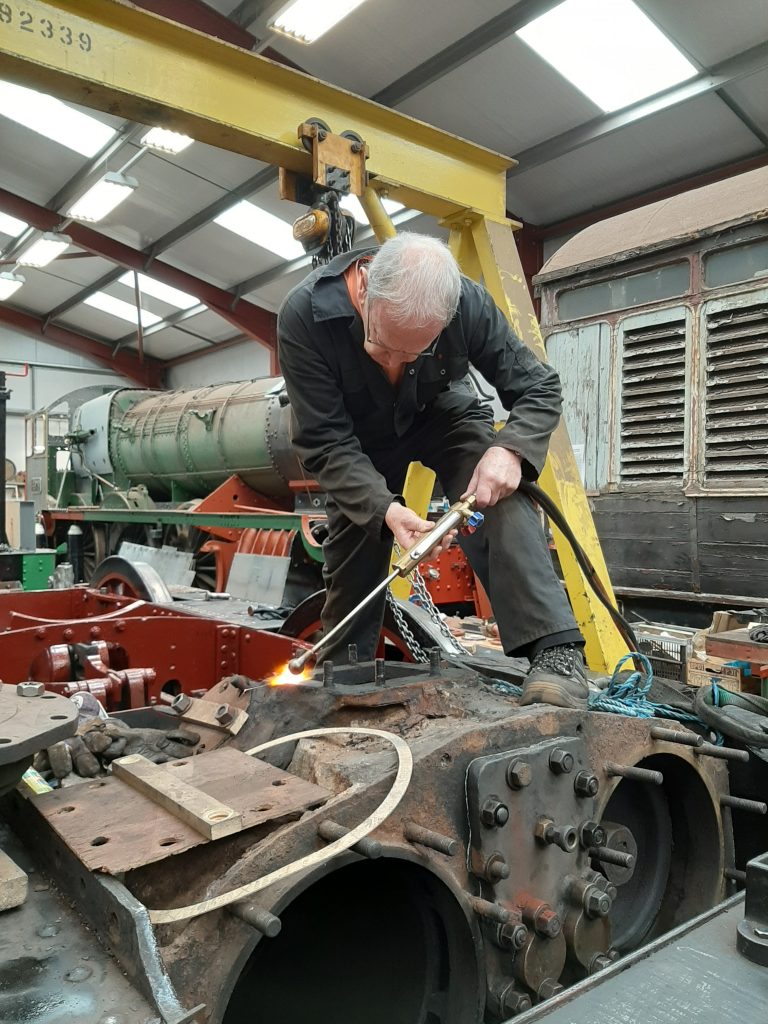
[574,770,599,797]
[579,820,607,849]
[549,748,574,775]
[534,817,578,852]
[538,978,564,1000]
[214,704,234,726]
[16,682,45,697]
[533,905,561,938]
[584,887,611,918]
[506,759,532,789]
[496,921,529,950]
[172,693,192,714]
[491,984,532,1017]
[481,796,510,828]
[589,953,613,973]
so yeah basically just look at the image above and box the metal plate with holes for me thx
[30,747,330,873]
[0,822,158,1024]
[467,737,592,902]
[0,684,78,764]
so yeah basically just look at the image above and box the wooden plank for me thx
[599,538,692,572]
[591,493,689,516]
[0,847,28,911]
[111,755,243,840]
[31,747,330,874]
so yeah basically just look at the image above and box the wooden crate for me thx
[686,655,754,694]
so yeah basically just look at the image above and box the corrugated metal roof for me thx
[0,0,766,367]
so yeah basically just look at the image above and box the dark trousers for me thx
[321,389,580,661]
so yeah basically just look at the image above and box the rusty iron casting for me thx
[0,641,741,1024]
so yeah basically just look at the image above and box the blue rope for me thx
[589,652,701,725]
[487,652,709,732]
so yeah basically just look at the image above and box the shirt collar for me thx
[310,245,379,323]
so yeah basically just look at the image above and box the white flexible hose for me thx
[147,726,413,924]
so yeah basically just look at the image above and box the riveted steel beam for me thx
[0,0,513,220]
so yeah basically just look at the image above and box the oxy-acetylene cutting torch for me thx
[287,495,484,674]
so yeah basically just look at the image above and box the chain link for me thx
[385,588,429,662]
[387,545,471,659]
[311,192,355,268]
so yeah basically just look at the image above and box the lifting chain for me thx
[386,546,471,660]
[312,191,355,267]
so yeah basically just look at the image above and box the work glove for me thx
[33,714,200,780]
[88,718,200,764]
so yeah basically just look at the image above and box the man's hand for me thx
[463,447,522,509]
[385,503,456,558]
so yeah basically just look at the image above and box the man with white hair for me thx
[278,233,587,708]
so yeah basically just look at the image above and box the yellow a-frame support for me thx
[0,0,626,670]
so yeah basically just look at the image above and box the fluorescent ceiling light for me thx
[214,201,304,260]
[83,291,161,326]
[17,232,72,268]
[340,194,404,225]
[0,79,115,156]
[141,127,194,154]
[0,272,25,301]
[118,271,198,310]
[66,172,138,223]
[0,212,28,238]
[269,0,367,43]
[517,0,697,113]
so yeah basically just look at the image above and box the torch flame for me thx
[268,662,311,686]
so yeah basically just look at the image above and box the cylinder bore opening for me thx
[599,753,722,951]
[222,859,479,1024]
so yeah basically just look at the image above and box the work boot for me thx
[519,644,589,709]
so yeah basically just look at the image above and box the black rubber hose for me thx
[518,480,640,653]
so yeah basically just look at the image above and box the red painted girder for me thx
[0,304,164,387]
[0,187,277,350]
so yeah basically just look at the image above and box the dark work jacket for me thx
[278,247,563,539]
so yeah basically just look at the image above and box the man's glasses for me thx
[363,301,440,359]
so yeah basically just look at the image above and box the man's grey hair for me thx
[366,233,461,327]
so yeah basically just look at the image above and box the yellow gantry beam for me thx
[0,0,513,220]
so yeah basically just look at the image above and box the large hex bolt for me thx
[172,693,193,714]
[534,817,578,852]
[533,905,562,938]
[579,820,607,849]
[574,770,599,797]
[496,921,529,951]
[538,978,564,1000]
[490,984,532,1017]
[16,682,45,697]
[589,953,613,974]
[549,748,574,775]
[584,887,612,919]
[481,796,510,828]
[214,704,234,727]
[506,759,532,790]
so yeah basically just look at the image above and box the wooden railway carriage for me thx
[536,166,768,616]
